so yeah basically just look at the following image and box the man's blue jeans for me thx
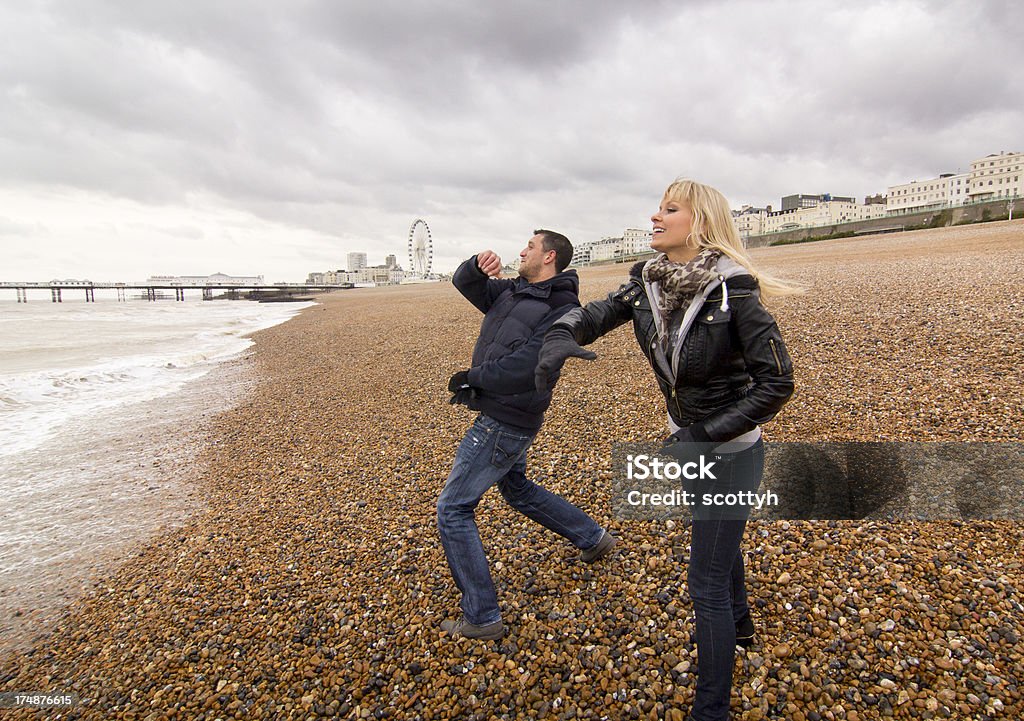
[688,438,764,721]
[437,414,604,625]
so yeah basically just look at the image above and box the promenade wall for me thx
[747,196,1024,247]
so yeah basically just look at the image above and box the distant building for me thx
[621,228,653,256]
[385,254,398,269]
[572,240,594,265]
[346,252,367,272]
[589,237,624,262]
[887,173,970,213]
[763,200,885,234]
[306,270,349,285]
[781,193,855,211]
[967,150,1023,202]
[732,205,769,238]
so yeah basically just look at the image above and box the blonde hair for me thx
[663,178,804,298]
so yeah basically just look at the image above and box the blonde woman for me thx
[536,179,799,720]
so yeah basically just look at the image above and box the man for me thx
[438,230,618,640]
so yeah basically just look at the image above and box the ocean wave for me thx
[0,300,313,457]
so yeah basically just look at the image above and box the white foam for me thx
[0,299,313,457]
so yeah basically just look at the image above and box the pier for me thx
[2,281,355,303]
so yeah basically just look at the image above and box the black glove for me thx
[448,370,477,406]
[661,426,716,503]
[448,370,470,392]
[661,426,715,467]
[534,326,597,391]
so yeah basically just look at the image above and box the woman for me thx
[535,178,799,720]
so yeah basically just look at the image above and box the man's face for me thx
[518,234,552,281]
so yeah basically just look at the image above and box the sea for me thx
[0,292,314,649]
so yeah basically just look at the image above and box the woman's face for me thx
[650,196,694,255]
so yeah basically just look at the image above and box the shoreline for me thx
[1,224,1022,719]
[0,349,257,656]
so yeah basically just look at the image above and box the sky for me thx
[1,0,1022,283]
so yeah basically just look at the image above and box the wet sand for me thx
[1,220,1022,719]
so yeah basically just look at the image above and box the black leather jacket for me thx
[554,260,794,443]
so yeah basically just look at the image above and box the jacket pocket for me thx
[685,308,732,383]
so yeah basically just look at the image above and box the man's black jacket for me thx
[453,256,581,432]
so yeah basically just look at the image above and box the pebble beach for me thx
[2,221,1023,720]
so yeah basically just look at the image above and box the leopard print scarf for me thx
[643,249,721,346]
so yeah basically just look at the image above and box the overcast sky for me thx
[1,0,1021,283]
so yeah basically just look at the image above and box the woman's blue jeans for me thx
[437,414,604,625]
[688,438,765,721]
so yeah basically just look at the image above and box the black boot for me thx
[735,613,755,648]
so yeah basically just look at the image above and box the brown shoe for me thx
[440,616,505,640]
[581,530,618,564]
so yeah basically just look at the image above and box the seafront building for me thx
[573,228,653,265]
[741,149,1020,239]
[781,193,855,211]
[346,252,367,273]
[307,255,406,286]
[732,205,769,238]
[887,173,971,213]
[763,199,887,234]
[886,151,1022,214]
[622,228,653,256]
[588,237,624,262]
[967,150,1023,202]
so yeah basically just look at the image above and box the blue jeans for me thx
[688,438,764,721]
[437,414,604,625]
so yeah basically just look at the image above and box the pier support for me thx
[175,288,185,301]
[16,288,27,303]
[51,288,62,303]
[203,288,213,300]
[117,287,126,302]
[147,287,156,301]
[85,287,95,302]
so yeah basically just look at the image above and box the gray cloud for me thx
[0,0,1021,280]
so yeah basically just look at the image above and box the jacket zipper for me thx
[768,338,783,375]
[670,386,682,419]
[648,339,683,417]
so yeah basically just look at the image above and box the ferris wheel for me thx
[408,219,433,278]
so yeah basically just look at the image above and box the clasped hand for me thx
[476,250,502,277]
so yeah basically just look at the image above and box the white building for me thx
[589,237,624,262]
[967,151,1023,202]
[573,240,594,265]
[732,206,769,238]
[346,252,367,272]
[621,228,653,256]
[886,173,970,213]
[763,200,886,234]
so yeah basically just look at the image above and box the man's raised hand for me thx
[476,250,503,277]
